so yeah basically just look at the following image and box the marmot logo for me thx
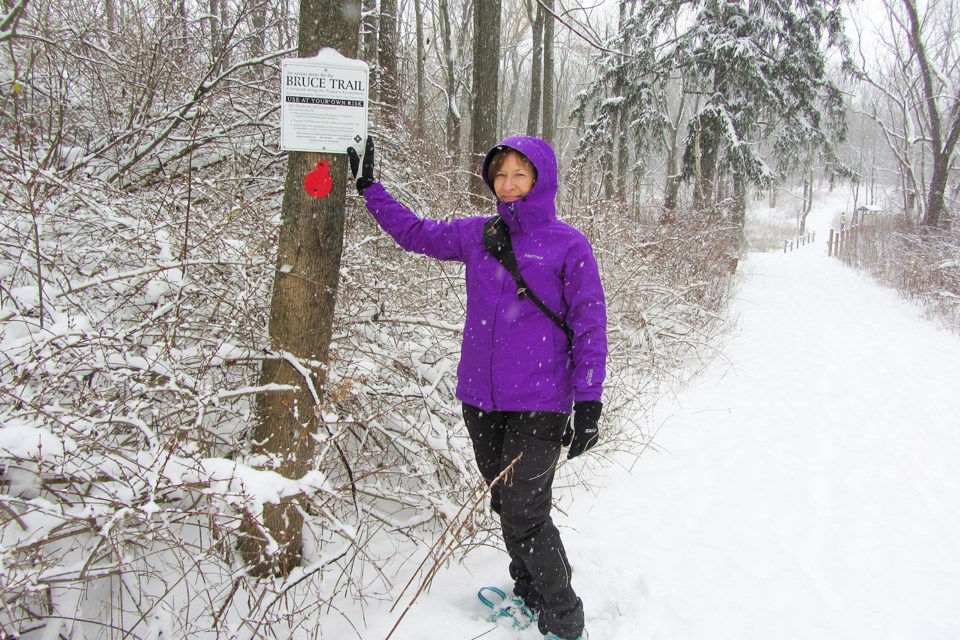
[523,253,544,260]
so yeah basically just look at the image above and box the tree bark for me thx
[208,0,220,63]
[250,0,266,58]
[604,0,635,200]
[238,0,360,579]
[471,0,501,201]
[525,0,543,137]
[692,121,720,211]
[731,173,747,229]
[541,0,555,142]
[663,92,686,212]
[379,0,401,115]
[105,0,116,45]
[800,168,813,234]
[414,0,426,138]
[438,0,461,159]
[361,0,378,101]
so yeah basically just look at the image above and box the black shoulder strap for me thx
[483,217,574,347]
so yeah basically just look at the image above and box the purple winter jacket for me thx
[361,136,607,414]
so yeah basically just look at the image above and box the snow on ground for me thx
[570,249,960,640]
[331,192,960,640]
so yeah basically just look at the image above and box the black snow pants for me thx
[462,403,584,640]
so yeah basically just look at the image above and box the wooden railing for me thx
[829,221,889,262]
[783,231,816,253]
[827,223,860,258]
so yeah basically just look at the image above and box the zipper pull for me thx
[517,287,527,300]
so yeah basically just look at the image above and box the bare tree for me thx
[361,0,378,100]
[380,0,402,114]
[541,0,556,142]
[663,86,690,212]
[471,0,501,198]
[414,0,427,137]
[520,0,555,141]
[239,0,361,577]
[437,0,463,159]
[250,0,267,57]
[525,0,544,136]
[857,0,960,226]
[901,0,960,227]
[497,3,533,134]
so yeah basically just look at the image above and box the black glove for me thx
[347,135,376,195]
[564,400,602,459]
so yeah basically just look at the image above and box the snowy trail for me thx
[355,226,960,640]
[571,246,960,640]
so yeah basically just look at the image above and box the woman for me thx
[348,135,606,640]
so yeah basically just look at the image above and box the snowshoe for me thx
[477,586,538,630]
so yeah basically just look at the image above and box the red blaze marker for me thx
[304,160,333,198]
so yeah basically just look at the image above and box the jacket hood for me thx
[481,136,558,231]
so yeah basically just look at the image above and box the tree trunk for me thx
[525,0,543,137]
[206,0,231,75]
[692,124,720,211]
[471,0,501,201]
[379,0,401,115]
[361,0,378,100]
[250,0,266,58]
[220,0,230,70]
[438,0,461,160]
[662,92,686,212]
[800,168,813,233]
[414,0,426,138]
[924,153,950,227]
[613,0,632,195]
[208,0,220,64]
[105,0,116,45]
[176,0,187,44]
[601,143,614,199]
[541,0,555,142]
[238,0,360,579]
[731,173,747,229]
[699,155,718,210]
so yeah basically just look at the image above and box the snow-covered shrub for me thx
[843,217,960,335]
[562,199,739,458]
[745,208,801,252]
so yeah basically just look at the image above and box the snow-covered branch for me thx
[0,0,27,43]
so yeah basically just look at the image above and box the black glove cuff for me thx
[573,400,602,423]
[356,177,375,195]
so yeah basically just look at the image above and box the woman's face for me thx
[492,151,535,203]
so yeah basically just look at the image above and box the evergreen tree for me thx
[573,0,850,222]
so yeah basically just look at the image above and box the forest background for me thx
[1,0,958,638]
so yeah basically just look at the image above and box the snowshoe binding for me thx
[478,586,538,630]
